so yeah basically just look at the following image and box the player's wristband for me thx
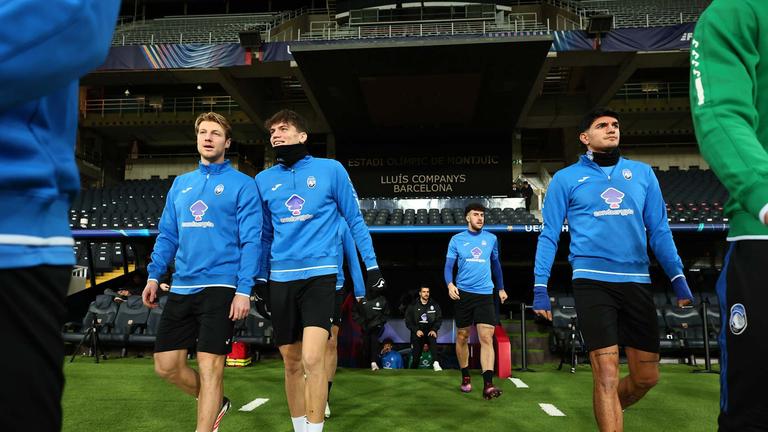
[532,286,552,311]
[671,277,694,303]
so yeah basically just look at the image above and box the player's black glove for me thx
[251,280,271,320]
[366,267,386,294]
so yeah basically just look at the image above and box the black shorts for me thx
[269,274,336,346]
[718,241,768,431]
[155,287,235,355]
[454,290,496,328]
[572,278,658,353]
[332,289,346,326]
[0,265,70,432]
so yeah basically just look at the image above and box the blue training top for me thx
[0,0,120,269]
[147,161,262,297]
[444,229,504,295]
[255,155,378,282]
[534,155,685,286]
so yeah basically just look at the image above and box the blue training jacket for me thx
[0,0,120,269]
[148,161,262,297]
[337,222,366,298]
[445,230,505,295]
[534,155,685,286]
[255,155,378,282]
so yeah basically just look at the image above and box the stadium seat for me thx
[63,294,120,358]
[235,302,273,346]
[129,295,168,347]
[656,307,679,353]
[662,305,710,354]
[106,296,150,357]
[549,297,586,372]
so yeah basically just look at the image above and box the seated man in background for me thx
[379,339,404,369]
[105,269,147,303]
[404,286,443,371]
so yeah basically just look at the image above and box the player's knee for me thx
[632,372,659,390]
[479,333,493,346]
[197,361,224,382]
[594,370,620,391]
[302,350,323,371]
[154,361,179,380]
[326,336,338,351]
[456,330,470,344]
[283,357,303,376]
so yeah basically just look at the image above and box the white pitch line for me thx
[539,403,566,417]
[239,398,269,412]
[508,378,529,388]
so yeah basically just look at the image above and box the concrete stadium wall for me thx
[622,147,709,170]
[124,157,242,180]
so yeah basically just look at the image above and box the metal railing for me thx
[112,12,279,46]
[83,96,239,117]
[614,82,690,102]
[297,19,550,41]
[111,7,332,46]
[576,0,710,28]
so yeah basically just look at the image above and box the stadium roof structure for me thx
[290,35,553,134]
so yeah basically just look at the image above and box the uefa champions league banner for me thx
[337,148,513,198]
[602,22,695,52]
[99,43,246,70]
[263,42,294,62]
[549,23,695,52]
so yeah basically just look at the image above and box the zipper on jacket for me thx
[197,172,211,199]
[589,159,619,181]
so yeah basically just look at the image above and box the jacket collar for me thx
[198,160,231,175]
[579,154,624,167]
[278,155,313,170]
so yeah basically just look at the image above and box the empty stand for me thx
[112,13,278,45]
[359,197,539,226]
[578,0,711,28]
[655,168,728,223]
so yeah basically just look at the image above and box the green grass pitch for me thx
[62,358,719,431]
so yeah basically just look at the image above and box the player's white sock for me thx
[307,421,324,431]
[291,416,307,432]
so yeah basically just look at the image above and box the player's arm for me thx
[491,236,507,303]
[332,162,383,289]
[444,239,460,300]
[144,181,180,308]
[341,225,366,299]
[691,2,768,224]
[255,180,273,285]
[228,181,263,320]
[235,182,263,298]
[0,0,121,110]
[642,168,693,307]
[532,174,568,320]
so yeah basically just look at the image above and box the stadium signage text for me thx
[348,155,500,168]
[338,147,511,198]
